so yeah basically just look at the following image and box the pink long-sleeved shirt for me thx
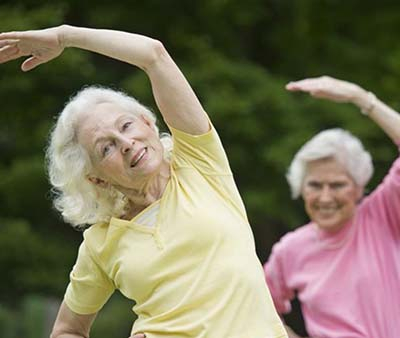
[264,156,400,338]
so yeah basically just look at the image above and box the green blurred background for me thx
[1,1,399,337]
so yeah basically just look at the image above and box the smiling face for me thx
[76,102,165,190]
[301,157,362,232]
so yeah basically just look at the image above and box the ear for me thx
[87,175,109,189]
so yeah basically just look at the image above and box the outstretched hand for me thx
[0,26,65,71]
[286,75,364,104]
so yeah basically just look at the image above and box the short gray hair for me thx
[286,128,373,199]
[46,86,172,229]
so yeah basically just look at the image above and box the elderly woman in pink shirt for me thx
[264,76,400,338]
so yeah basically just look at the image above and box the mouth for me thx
[130,147,147,168]
[315,206,339,216]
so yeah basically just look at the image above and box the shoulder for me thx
[82,221,114,258]
[272,223,314,257]
[358,155,400,212]
[170,121,223,151]
[170,122,232,175]
[83,222,109,243]
[280,223,314,245]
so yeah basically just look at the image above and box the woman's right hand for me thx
[0,26,65,71]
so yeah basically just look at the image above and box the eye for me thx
[307,181,322,190]
[122,121,132,131]
[331,182,347,189]
[102,142,114,157]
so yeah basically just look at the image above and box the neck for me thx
[117,160,171,217]
[315,215,354,234]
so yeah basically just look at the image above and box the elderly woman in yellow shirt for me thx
[0,26,287,338]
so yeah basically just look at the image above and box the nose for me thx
[119,136,134,154]
[319,185,333,202]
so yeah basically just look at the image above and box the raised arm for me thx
[0,25,209,135]
[286,76,400,144]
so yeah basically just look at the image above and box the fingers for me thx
[286,77,326,92]
[21,56,43,71]
[0,39,23,64]
[286,81,303,91]
[0,32,24,40]
[286,81,331,99]
[130,333,146,338]
[286,80,314,92]
[0,39,19,48]
[0,44,44,71]
[286,75,354,103]
[0,45,20,63]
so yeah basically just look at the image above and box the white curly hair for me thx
[46,86,172,229]
[286,128,373,199]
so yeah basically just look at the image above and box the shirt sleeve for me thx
[263,241,295,315]
[361,154,400,237]
[64,241,115,315]
[168,122,232,175]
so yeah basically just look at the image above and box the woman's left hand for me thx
[129,333,146,338]
[286,75,365,104]
[0,26,65,71]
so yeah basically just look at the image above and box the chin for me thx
[315,218,343,231]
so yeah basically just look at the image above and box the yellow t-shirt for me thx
[65,125,287,338]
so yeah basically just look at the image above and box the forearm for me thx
[50,325,90,338]
[352,88,400,144]
[49,302,95,338]
[61,25,162,71]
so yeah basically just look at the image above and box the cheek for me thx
[302,195,316,214]
[152,139,164,157]
[303,192,316,206]
[97,155,123,175]
[338,192,358,212]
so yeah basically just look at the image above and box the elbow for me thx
[50,323,65,338]
[49,326,62,338]
[49,330,59,338]
[49,328,65,338]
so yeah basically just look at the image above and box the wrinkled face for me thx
[77,102,164,189]
[301,157,362,232]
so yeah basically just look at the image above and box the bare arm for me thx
[50,301,145,338]
[50,301,96,338]
[0,25,209,135]
[286,76,400,144]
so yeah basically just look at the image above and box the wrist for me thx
[352,88,377,115]
[58,24,75,48]
[359,92,378,115]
